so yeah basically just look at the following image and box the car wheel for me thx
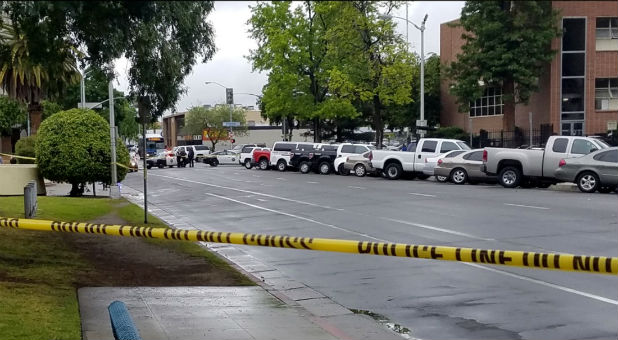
[158,162,165,169]
[450,168,468,185]
[598,186,614,194]
[338,164,349,176]
[577,171,599,193]
[319,162,331,175]
[498,166,521,188]
[210,159,219,167]
[300,161,311,174]
[384,163,402,180]
[244,159,253,169]
[146,165,152,169]
[259,159,269,170]
[277,160,287,172]
[354,164,367,177]
[435,175,448,183]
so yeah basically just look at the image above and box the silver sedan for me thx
[434,149,495,185]
[343,152,376,177]
[554,147,618,193]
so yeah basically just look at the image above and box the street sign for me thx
[416,119,427,127]
[223,121,241,127]
[77,102,103,109]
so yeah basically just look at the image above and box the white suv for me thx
[333,143,375,175]
[175,145,211,162]
[270,141,317,171]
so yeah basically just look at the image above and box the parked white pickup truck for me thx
[369,138,470,180]
[482,135,610,188]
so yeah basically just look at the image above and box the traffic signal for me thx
[226,88,234,105]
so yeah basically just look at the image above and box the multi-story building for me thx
[440,1,618,137]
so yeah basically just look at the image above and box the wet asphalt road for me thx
[123,162,618,340]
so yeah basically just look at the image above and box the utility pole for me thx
[109,80,120,199]
[138,97,150,224]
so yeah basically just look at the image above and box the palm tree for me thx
[0,21,81,135]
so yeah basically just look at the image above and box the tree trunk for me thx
[502,79,516,132]
[70,182,84,197]
[313,118,321,143]
[28,102,43,135]
[373,95,384,148]
[335,124,342,143]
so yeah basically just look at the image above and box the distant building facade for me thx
[440,1,618,136]
[161,106,310,150]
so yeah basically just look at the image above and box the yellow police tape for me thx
[1,216,616,275]
[0,153,131,170]
[0,153,36,160]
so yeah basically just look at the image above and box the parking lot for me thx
[124,163,617,340]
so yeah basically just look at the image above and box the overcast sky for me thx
[114,1,464,116]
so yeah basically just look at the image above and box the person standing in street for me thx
[187,147,195,168]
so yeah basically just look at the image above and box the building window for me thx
[561,18,586,136]
[595,78,618,111]
[596,18,618,40]
[469,87,503,117]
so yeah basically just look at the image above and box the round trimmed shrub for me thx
[36,108,129,196]
[15,135,36,164]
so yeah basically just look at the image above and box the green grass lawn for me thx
[0,196,252,340]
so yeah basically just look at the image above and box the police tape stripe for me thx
[1,216,616,275]
[0,153,36,160]
[113,162,132,170]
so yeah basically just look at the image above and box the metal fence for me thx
[470,125,555,149]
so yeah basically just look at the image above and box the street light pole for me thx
[381,13,428,137]
[108,80,119,199]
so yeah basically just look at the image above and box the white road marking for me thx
[206,193,381,241]
[256,198,268,202]
[347,186,366,190]
[382,218,495,241]
[307,181,319,184]
[464,263,618,306]
[276,177,287,181]
[504,203,550,210]
[150,173,343,211]
[252,175,262,178]
[408,193,436,198]
[147,173,612,305]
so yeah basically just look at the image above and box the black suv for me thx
[292,144,338,175]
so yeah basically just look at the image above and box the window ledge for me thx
[595,109,618,113]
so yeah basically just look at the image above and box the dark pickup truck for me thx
[290,144,338,175]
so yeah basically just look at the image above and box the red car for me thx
[252,148,271,170]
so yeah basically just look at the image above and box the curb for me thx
[119,184,405,340]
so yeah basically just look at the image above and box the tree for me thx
[446,1,561,131]
[0,21,81,134]
[0,95,26,136]
[248,1,359,142]
[2,1,216,119]
[388,54,440,131]
[184,105,248,152]
[36,108,129,196]
[325,1,416,147]
[58,68,139,140]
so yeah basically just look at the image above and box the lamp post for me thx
[381,13,428,137]
[79,69,93,109]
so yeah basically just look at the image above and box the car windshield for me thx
[457,142,471,150]
[591,138,610,149]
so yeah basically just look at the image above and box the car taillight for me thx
[437,159,443,165]
[482,149,487,162]
[168,153,174,157]
[309,153,314,159]
[425,158,428,163]
[559,159,566,167]
[368,151,373,161]
[346,157,350,162]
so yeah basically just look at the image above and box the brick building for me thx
[440,1,618,137]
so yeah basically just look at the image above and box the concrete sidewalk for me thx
[79,287,404,340]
